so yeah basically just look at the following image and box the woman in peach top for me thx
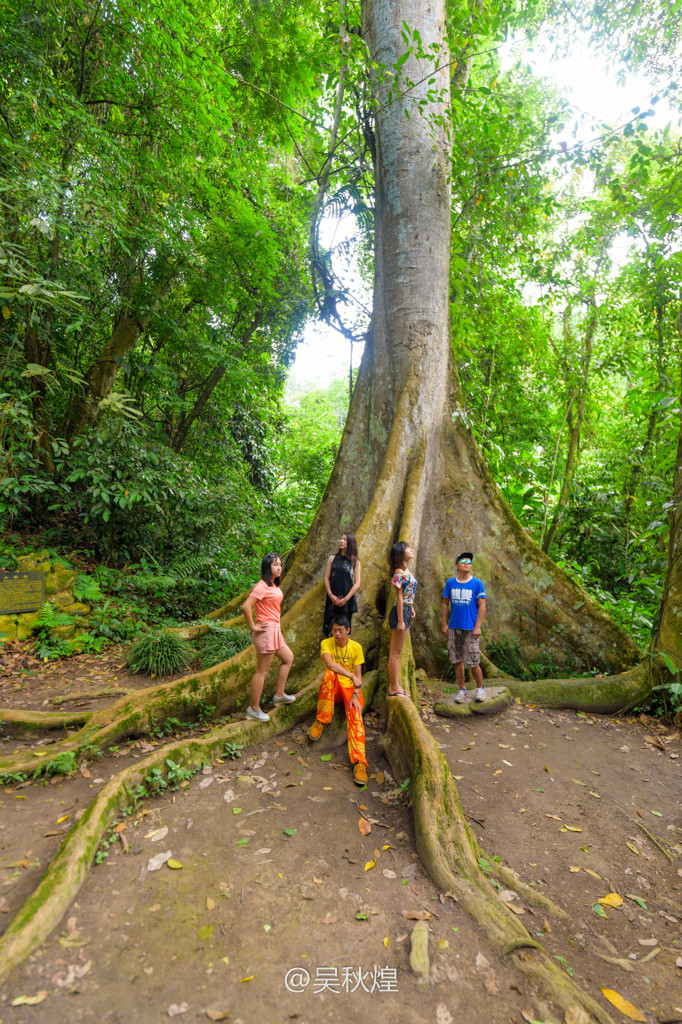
[241,553,295,722]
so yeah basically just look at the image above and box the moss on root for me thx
[0,679,320,984]
[0,589,334,777]
[381,697,614,1024]
[0,707,92,736]
[504,662,651,714]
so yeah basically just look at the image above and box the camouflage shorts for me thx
[447,628,480,667]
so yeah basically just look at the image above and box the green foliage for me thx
[126,632,194,677]
[72,574,103,604]
[198,626,252,671]
[486,635,573,681]
[36,752,77,779]
[0,771,28,786]
[222,740,244,760]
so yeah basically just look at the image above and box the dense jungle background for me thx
[1,0,680,695]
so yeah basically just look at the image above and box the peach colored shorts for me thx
[252,621,285,654]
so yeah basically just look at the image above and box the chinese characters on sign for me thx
[284,965,399,994]
[0,571,45,615]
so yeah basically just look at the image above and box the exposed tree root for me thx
[0,588,331,776]
[381,697,614,1024]
[0,707,92,737]
[168,614,245,641]
[51,689,132,705]
[433,686,512,718]
[504,662,652,714]
[0,678,323,985]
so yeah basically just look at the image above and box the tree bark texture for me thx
[64,310,142,440]
[652,319,682,671]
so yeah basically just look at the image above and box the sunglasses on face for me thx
[458,559,472,564]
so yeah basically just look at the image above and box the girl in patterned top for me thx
[387,541,417,698]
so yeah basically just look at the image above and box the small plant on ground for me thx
[222,740,244,760]
[198,624,251,670]
[36,751,78,779]
[126,631,194,676]
[0,771,28,786]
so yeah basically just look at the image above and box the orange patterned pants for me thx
[315,670,367,767]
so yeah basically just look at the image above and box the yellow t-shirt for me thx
[320,637,364,678]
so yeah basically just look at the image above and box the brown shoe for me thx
[309,720,324,741]
[353,763,368,786]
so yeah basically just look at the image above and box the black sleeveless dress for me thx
[323,555,358,636]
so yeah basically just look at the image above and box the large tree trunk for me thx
[63,310,142,440]
[282,1,637,680]
[652,311,682,672]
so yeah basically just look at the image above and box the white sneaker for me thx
[474,687,486,703]
[454,689,467,704]
[272,693,295,705]
[245,706,270,723]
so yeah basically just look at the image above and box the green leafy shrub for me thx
[126,632,194,676]
[198,625,251,670]
[38,752,78,779]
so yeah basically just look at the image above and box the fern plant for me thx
[73,573,103,603]
[126,631,194,676]
[198,625,251,670]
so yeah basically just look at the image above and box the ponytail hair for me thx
[389,541,410,574]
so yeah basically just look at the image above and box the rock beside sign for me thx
[0,550,91,643]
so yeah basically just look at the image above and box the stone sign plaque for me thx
[0,571,45,615]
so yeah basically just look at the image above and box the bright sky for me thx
[286,34,679,396]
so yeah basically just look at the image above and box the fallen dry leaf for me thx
[583,868,603,880]
[564,1003,592,1024]
[364,860,375,872]
[563,825,583,832]
[595,952,634,972]
[147,849,172,872]
[643,735,665,750]
[600,988,645,1021]
[569,866,582,873]
[546,814,562,821]
[597,893,623,908]
[206,897,215,911]
[358,817,372,836]
[637,937,658,946]
[205,1009,229,1022]
[167,1003,190,1017]
[401,909,433,920]
[10,991,48,1007]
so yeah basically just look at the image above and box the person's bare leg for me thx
[388,630,407,694]
[250,652,274,712]
[274,644,294,697]
[471,664,484,687]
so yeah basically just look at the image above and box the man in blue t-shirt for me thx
[441,551,487,703]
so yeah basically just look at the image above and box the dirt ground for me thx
[1,648,682,1024]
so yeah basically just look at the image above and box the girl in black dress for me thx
[323,531,361,636]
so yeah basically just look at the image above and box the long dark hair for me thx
[338,530,359,568]
[389,541,411,574]
[261,552,281,587]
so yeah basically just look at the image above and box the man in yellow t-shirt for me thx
[309,613,368,786]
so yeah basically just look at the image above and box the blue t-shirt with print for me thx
[442,576,486,630]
